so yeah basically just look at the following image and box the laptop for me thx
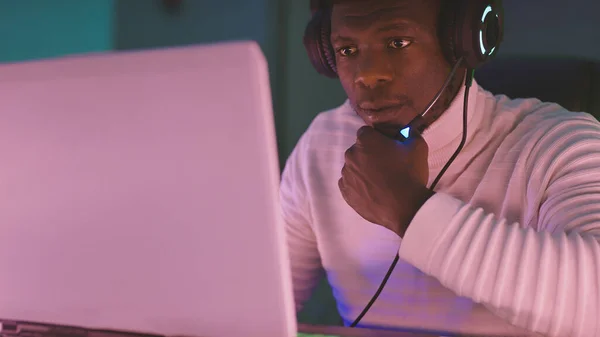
[0,41,298,337]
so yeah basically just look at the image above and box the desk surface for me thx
[298,324,469,337]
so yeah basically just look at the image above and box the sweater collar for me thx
[422,79,485,168]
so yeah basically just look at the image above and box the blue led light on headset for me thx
[400,126,410,139]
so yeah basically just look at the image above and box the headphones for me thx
[303,0,505,78]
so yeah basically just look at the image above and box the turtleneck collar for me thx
[422,78,484,168]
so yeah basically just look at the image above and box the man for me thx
[280,0,600,336]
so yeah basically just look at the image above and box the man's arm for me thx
[399,119,600,337]
[280,134,323,313]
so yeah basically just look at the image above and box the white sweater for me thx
[280,80,600,337]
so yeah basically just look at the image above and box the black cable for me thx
[349,253,400,327]
[349,68,476,328]
[430,68,474,190]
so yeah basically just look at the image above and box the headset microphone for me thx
[396,57,465,142]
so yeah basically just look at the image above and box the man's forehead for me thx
[330,0,436,31]
[331,0,430,13]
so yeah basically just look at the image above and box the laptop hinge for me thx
[1,322,88,337]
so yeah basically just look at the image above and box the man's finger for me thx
[344,145,355,163]
[402,130,428,154]
[340,163,350,178]
[341,161,362,180]
[356,125,387,146]
[356,125,372,138]
[338,177,357,209]
[338,177,348,200]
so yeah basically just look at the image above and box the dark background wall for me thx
[1,0,598,327]
[112,0,290,164]
[0,0,114,63]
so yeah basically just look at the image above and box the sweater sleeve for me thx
[399,116,600,337]
[280,133,323,313]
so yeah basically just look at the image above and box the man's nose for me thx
[354,55,393,88]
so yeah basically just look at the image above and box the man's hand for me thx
[338,125,434,237]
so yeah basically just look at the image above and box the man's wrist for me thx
[397,187,435,237]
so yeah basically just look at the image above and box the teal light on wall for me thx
[0,0,114,63]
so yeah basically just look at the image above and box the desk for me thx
[298,324,470,337]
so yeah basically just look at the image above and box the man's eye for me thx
[388,39,411,49]
[337,46,358,57]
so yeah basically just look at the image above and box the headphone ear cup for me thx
[303,9,338,78]
[482,1,504,57]
[439,0,504,69]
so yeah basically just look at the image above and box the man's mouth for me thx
[358,102,403,114]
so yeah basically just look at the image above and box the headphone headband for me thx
[310,0,330,14]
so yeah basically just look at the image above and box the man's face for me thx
[330,0,463,137]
